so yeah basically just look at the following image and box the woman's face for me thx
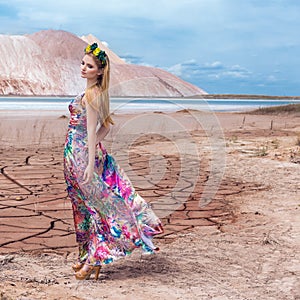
[81,54,102,81]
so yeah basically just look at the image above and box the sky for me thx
[0,0,300,96]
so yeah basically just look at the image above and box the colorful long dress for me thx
[63,93,163,266]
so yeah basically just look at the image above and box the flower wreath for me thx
[85,43,107,66]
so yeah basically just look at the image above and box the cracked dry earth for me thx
[0,111,299,300]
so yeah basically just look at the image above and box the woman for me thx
[64,43,163,280]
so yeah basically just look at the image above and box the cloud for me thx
[120,54,145,65]
[266,75,277,82]
[165,59,287,94]
[120,54,154,67]
[166,60,198,77]
[222,65,252,79]
[102,41,109,48]
[167,60,250,80]
[202,61,224,71]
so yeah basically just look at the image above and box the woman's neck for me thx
[86,79,97,89]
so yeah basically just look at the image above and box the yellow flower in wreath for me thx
[93,48,101,57]
[85,45,91,53]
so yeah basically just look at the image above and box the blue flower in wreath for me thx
[90,43,98,51]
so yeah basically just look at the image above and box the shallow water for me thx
[0,97,299,113]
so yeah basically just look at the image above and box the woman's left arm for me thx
[96,123,110,144]
[83,102,98,184]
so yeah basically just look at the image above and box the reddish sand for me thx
[0,110,299,299]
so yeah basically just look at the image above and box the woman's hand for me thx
[83,164,94,184]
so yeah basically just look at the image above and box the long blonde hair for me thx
[85,52,114,128]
